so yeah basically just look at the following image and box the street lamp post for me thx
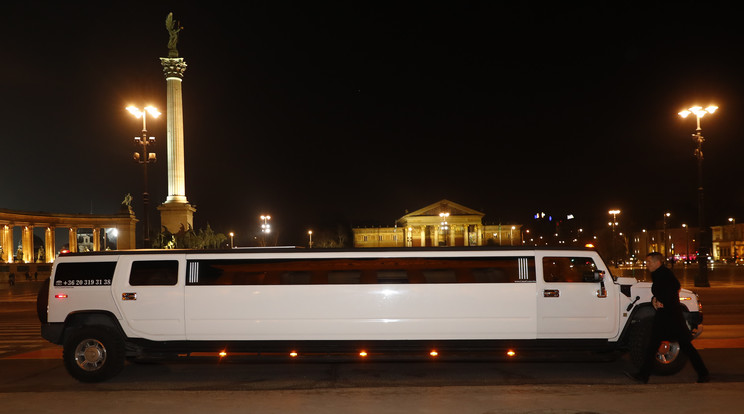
[510,226,516,246]
[682,224,689,264]
[127,105,160,248]
[229,232,234,249]
[679,105,717,287]
[609,210,620,267]
[729,217,736,260]
[662,212,671,259]
[308,230,313,248]
[260,215,271,247]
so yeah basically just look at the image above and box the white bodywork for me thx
[47,249,691,344]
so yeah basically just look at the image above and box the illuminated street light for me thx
[229,232,234,249]
[128,105,160,248]
[260,215,271,247]
[729,217,737,260]
[608,210,621,267]
[682,224,689,264]
[679,105,717,287]
[662,212,671,259]
[260,215,271,233]
[510,226,516,246]
[308,230,313,249]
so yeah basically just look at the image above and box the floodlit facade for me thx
[353,199,522,248]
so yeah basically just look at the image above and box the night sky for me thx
[3,1,744,246]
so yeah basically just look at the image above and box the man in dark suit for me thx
[627,252,710,383]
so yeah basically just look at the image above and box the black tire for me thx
[63,327,126,382]
[628,317,688,376]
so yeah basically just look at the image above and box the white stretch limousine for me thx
[38,247,703,382]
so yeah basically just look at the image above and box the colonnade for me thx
[0,208,138,263]
[404,224,483,247]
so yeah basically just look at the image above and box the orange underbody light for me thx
[506,350,516,357]
[429,350,439,357]
[359,350,368,357]
[219,351,227,357]
[289,351,298,358]
[585,243,595,248]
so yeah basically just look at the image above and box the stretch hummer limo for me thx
[38,247,703,382]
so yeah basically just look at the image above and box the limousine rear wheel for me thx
[63,327,125,382]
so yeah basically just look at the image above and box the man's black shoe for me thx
[624,371,649,384]
[697,374,711,383]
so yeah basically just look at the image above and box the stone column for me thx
[463,225,469,247]
[476,225,483,246]
[68,227,78,253]
[420,226,427,247]
[45,227,56,263]
[158,57,196,233]
[93,228,101,252]
[1,225,12,263]
[22,226,33,263]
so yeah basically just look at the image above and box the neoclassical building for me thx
[0,207,138,263]
[353,200,522,248]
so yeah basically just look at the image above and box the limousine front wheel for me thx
[63,327,125,382]
[628,318,687,376]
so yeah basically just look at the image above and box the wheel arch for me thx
[62,311,126,343]
[618,303,656,346]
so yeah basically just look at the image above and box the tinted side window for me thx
[54,262,117,287]
[130,261,179,286]
[187,257,535,285]
[542,257,597,283]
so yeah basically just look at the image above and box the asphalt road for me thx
[1,272,743,413]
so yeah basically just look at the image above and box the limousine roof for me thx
[59,245,597,257]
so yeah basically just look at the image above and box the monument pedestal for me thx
[158,202,196,233]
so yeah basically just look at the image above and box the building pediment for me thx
[400,199,484,221]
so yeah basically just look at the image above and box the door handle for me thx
[122,292,137,300]
[543,289,560,298]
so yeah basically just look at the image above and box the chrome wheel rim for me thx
[656,341,681,365]
[74,339,107,372]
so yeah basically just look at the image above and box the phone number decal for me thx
[55,279,112,286]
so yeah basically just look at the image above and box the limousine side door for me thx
[112,255,186,340]
[536,252,619,338]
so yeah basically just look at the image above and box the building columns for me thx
[21,226,33,263]
[93,228,101,252]
[45,227,56,263]
[2,225,12,263]
[68,227,78,253]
